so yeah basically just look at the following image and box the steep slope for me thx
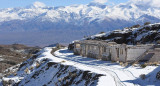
[1,47,104,86]
[86,23,160,44]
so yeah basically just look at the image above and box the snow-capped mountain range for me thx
[0,0,160,46]
[0,1,160,24]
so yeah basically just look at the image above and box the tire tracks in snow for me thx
[54,49,142,86]
[54,53,128,86]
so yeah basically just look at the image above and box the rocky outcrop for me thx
[87,23,160,45]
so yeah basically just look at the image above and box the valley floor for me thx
[54,48,160,86]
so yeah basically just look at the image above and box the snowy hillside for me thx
[1,47,160,86]
[0,0,160,46]
[1,47,103,86]
[86,23,160,44]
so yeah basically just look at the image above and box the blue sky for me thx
[0,0,129,8]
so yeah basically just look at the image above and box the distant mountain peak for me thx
[87,2,106,9]
[30,1,46,8]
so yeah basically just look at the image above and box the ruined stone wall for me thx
[81,44,86,57]
[73,40,157,63]
[110,46,119,62]
[148,48,160,62]
[118,45,127,62]
[126,48,146,61]
[126,45,153,62]
[74,49,81,55]
[102,47,111,61]
[87,45,99,59]
[73,43,81,55]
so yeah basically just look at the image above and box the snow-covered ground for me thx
[54,48,160,86]
[2,47,160,86]
[0,73,2,86]
[0,58,4,61]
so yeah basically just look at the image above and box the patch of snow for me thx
[90,33,106,39]
[23,57,26,58]
[3,47,160,86]
[0,58,4,61]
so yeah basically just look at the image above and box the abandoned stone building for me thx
[73,40,160,63]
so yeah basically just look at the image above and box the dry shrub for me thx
[119,62,124,66]
[124,62,128,67]
[25,68,29,73]
[153,62,159,66]
[140,74,146,80]
[99,31,105,34]
[140,64,147,68]
[111,60,116,63]
[58,78,63,82]
[71,73,77,78]
[30,66,34,70]
[146,62,159,66]
[144,22,151,25]
[14,73,17,76]
[131,24,141,28]
[36,63,40,68]
[61,60,66,63]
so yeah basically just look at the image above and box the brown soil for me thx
[0,44,40,73]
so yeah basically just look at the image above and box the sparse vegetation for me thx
[30,66,34,71]
[131,24,141,28]
[140,64,147,68]
[14,73,17,76]
[124,62,129,67]
[0,44,40,75]
[111,60,116,63]
[144,22,151,25]
[25,68,29,74]
[71,73,77,78]
[58,78,63,82]
[99,31,105,34]
[36,62,40,68]
[119,62,124,66]
[2,79,13,86]
[61,60,66,63]
[140,74,146,80]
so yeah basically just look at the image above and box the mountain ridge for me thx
[0,1,160,46]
